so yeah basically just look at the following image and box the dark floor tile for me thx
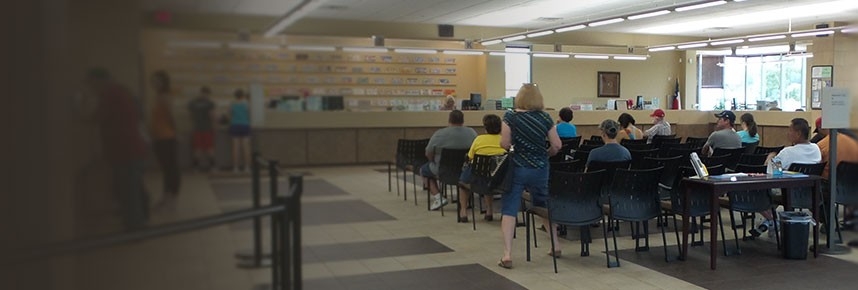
[303,237,452,263]
[210,179,348,201]
[306,264,526,290]
[610,239,858,290]
[226,199,395,230]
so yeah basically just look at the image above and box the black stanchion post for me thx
[269,160,281,290]
[278,194,292,290]
[252,152,262,267]
[289,175,303,290]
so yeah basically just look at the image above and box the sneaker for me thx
[430,196,448,211]
[749,219,772,237]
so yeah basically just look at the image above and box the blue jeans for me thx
[501,165,549,216]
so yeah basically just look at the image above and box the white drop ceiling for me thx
[143,0,858,38]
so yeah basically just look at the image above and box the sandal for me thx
[457,216,469,223]
[547,250,562,258]
[484,215,493,221]
[497,259,512,269]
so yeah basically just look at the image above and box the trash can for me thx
[779,212,815,260]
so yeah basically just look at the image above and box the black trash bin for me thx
[779,212,814,260]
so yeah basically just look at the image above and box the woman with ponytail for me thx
[737,113,760,144]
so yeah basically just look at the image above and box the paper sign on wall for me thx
[821,87,851,129]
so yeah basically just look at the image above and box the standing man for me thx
[87,68,149,229]
[643,109,672,143]
[420,110,477,210]
[188,86,217,171]
[702,110,742,156]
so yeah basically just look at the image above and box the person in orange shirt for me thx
[150,70,181,211]
[814,117,858,179]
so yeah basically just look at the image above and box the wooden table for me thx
[680,174,823,270]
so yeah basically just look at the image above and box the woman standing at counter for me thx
[150,70,181,210]
[229,89,252,173]
[498,83,561,269]
[737,113,760,144]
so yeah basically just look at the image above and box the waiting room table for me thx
[680,174,823,270]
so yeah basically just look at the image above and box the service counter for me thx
[255,110,819,166]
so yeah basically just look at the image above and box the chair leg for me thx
[549,218,558,274]
[671,213,682,255]
[602,216,617,268]
[659,215,669,262]
[609,216,621,267]
[526,212,531,262]
[836,204,844,244]
[471,193,476,231]
[412,172,418,205]
[719,210,729,256]
[580,226,590,257]
[439,184,445,217]
[532,215,539,249]
[394,164,399,196]
[401,168,407,200]
[729,209,741,255]
[772,207,781,250]
[387,162,392,192]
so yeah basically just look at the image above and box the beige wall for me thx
[833,33,858,128]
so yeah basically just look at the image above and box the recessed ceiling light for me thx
[710,39,745,46]
[748,35,785,42]
[481,39,502,46]
[502,35,526,42]
[556,25,586,32]
[574,54,610,59]
[675,1,727,12]
[736,45,790,55]
[588,18,625,27]
[628,10,671,20]
[526,31,555,38]
[697,50,733,56]
[677,43,709,49]
[533,53,570,58]
[791,30,835,38]
[649,46,676,52]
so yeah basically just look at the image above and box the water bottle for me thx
[772,157,783,176]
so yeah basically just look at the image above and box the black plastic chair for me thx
[712,147,745,171]
[621,138,649,146]
[832,162,858,243]
[653,135,680,147]
[437,148,470,216]
[550,159,583,173]
[526,170,611,271]
[560,136,582,151]
[662,165,725,252]
[702,154,730,168]
[607,167,668,265]
[394,139,429,205]
[658,142,694,158]
[572,150,590,164]
[739,153,769,166]
[581,140,604,147]
[719,163,780,255]
[551,137,582,162]
[773,162,826,211]
[623,143,656,151]
[463,154,505,230]
[685,136,708,148]
[629,148,660,169]
[754,145,785,155]
[742,141,760,154]
[661,147,697,167]
[590,135,604,143]
[641,155,684,200]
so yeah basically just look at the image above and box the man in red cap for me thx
[643,108,672,144]
[810,117,825,143]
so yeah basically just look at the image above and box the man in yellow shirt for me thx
[458,114,506,222]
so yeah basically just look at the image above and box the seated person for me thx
[643,109,672,144]
[616,113,643,140]
[737,113,760,144]
[587,119,631,167]
[556,107,577,138]
[420,110,477,210]
[458,114,506,222]
[702,110,741,157]
[750,118,820,237]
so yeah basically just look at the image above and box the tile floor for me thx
[72,165,858,290]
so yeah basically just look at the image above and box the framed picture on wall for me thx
[598,71,621,98]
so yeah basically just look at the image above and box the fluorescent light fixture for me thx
[787,52,814,58]
[588,18,625,27]
[167,41,222,49]
[394,48,437,54]
[677,43,709,49]
[502,35,526,42]
[697,49,733,56]
[342,47,388,53]
[736,45,790,55]
[526,30,555,38]
[574,54,610,59]
[555,25,586,32]
[489,52,515,56]
[481,39,502,46]
[442,50,484,55]
[613,55,648,60]
[675,1,727,12]
[532,53,570,58]
[628,10,671,20]
[791,30,835,38]
[648,46,675,52]
[710,39,745,46]
[229,42,281,50]
[287,45,335,51]
[748,35,786,42]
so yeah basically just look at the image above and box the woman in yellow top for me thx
[150,70,181,211]
[457,114,507,222]
[616,113,644,140]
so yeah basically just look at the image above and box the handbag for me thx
[488,153,513,194]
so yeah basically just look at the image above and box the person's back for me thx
[188,96,215,132]
[818,132,858,178]
[505,110,554,168]
[98,83,146,163]
[707,129,742,150]
[587,143,631,165]
[775,143,821,171]
[230,100,250,125]
[556,107,577,138]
